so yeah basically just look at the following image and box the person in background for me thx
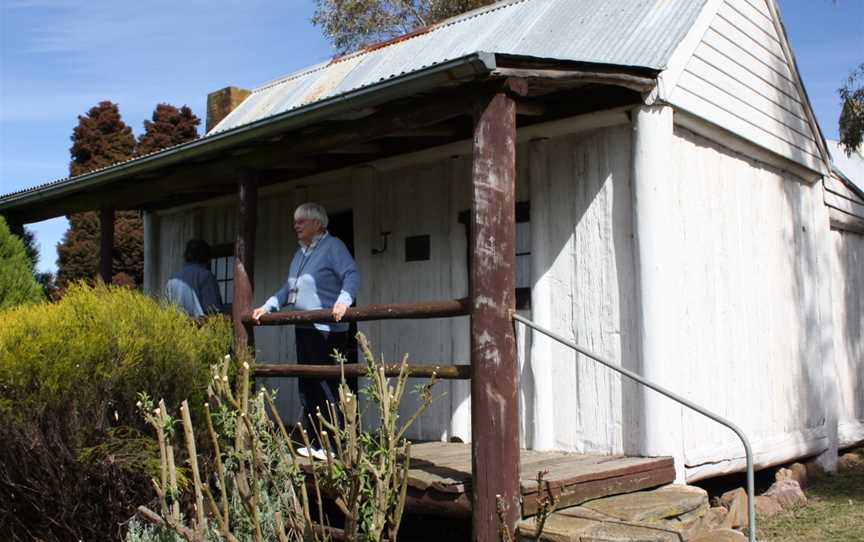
[164,239,224,317]
[251,202,360,460]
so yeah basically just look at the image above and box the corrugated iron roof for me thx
[1,0,708,207]
[211,0,708,134]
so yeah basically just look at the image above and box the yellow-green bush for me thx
[0,283,232,541]
[0,282,231,420]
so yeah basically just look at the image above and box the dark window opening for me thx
[210,243,234,309]
[405,234,431,262]
[458,201,531,310]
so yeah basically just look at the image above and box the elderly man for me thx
[252,202,360,458]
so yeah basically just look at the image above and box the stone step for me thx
[517,484,746,542]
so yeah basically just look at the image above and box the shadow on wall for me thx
[834,229,864,435]
[525,125,639,454]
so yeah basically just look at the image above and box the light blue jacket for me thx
[165,263,224,317]
[263,233,360,332]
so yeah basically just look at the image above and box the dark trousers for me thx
[295,327,349,444]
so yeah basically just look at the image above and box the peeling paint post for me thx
[470,78,526,542]
[233,169,258,350]
[99,206,114,283]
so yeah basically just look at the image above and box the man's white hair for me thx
[294,202,329,229]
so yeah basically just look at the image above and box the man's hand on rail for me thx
[332,303,348,322]
[251,306,268,324]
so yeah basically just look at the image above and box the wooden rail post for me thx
[470,79,526,542]
[99,206,114,283]
[233,170,258,349]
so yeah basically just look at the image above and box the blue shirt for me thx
[263,232,360,332]
[165,262,223,316]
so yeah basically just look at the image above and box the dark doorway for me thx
[327,210,359,389]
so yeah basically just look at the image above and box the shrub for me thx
[0,216,44,309]
[0,283,232,541]
[129,334,439,542]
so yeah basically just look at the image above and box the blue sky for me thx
[1,0,862,274]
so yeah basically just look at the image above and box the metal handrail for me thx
[512,313,756,542]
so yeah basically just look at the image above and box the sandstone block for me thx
[720,489,747,529]
[804,460,825,481]
[681,506,728,540]
[763,480,806,510]
[774,467,793,482]
[689,528,746,542]
[581,484,709,523]
[517,506,681,541]
[838,452,863,472]
[754,495,782,518]
[788,462,809,488]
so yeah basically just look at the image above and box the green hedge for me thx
[0,216,43,309]
[0,283,233,541]
[0,282,232,420]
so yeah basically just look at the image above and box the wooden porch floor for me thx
[403,442,675,518]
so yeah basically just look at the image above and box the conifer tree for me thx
[20,227,56,296]
[58,101,141,286]
[136,103,201,156]
[69,101,135,176]
[0,217,44,309]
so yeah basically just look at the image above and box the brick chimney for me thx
[206,86,251,132]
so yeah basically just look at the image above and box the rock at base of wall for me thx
[775,462,809,489]
[762,480,806,510]
[754,495,782,519]
[838,452,863,472]
[720,489,748,530]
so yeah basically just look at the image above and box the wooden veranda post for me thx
[233,170,258,349]
[99,206,114,283]
[470,79,526,542]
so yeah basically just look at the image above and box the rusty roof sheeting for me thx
[211,0,708,134]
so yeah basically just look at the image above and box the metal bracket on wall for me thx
[371,231,391,255]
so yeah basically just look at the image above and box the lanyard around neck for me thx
[296,244,316,277]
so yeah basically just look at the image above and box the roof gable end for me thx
[662,0,830,175]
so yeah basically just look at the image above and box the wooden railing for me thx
[244,298,472,380]
[255,362,470,379]
[243,298,470,326]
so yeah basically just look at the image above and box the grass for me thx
[757,448,864,542]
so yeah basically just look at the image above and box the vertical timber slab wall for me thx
[830,227,864,447]
[150,120,639,451]
[526,126,638,454]
[665,122,829,481]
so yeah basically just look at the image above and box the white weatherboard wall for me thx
[831,229,864,447]
[663,124,830,481]
[150,121,638,451]
[668,0,825,174]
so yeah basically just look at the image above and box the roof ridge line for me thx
[251,0,530,94]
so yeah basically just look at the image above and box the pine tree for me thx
[0,217,44,309]
[58,101,141,286]
[69,101,135,176]
[136,103,201,156]
[20,227,57,297]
